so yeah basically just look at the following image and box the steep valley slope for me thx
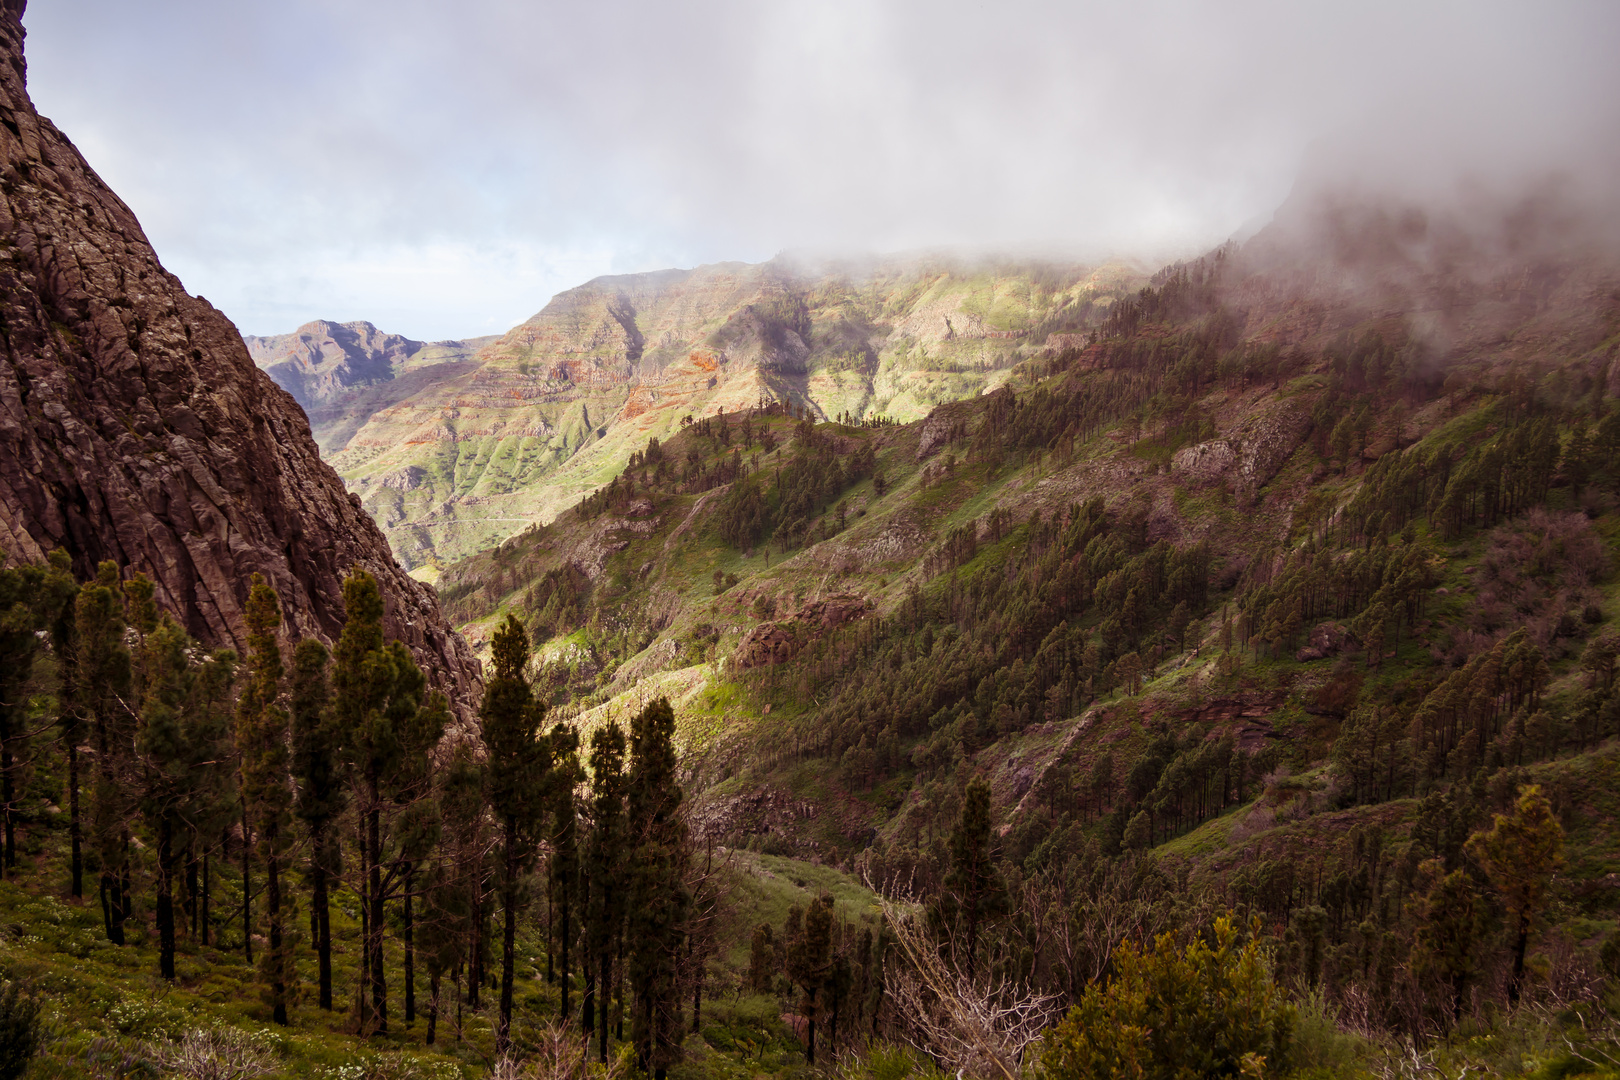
[252,258,1147,572]
[0,0,480,710]
[437,184,1620,1021]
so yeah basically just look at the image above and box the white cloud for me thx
[20,0,1620,341]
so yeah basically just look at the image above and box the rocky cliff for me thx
[245,320,498,454]
[302,256,1146,571]
[0,0,480,711]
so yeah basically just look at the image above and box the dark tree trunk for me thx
[368,799,387,1035]
[427,969,440,1045]
[241,801,252,964]
[202,847,211,946]
[498,816,517,1052]
[599,939,611,1063]
[583,946,596,1046]
[404,865,416,1026]
[559,888,570,1020]
[99,874,113,942]
[68,743,82,897]
[313,837,332,1010]
[467,881,482,1009]
[268,822,287,1026]
[4,745,15,872]
[185,849,199,942]
[1510,918,1529,1005]
[615,929,624,1040]
[157,820,175,980]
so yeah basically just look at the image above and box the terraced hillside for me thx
[253,258,1147,572]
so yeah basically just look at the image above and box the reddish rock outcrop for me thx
[733,594,870,668]
[0,1,480,712]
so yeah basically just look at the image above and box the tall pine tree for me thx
[626,697,690,1080]
[291,637,343,1011]
[331,567,446,1036]
[236,576,295,1024]
[585,722,627,1063]
[481,612,551,1053]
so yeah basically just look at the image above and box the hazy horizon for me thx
[21,0,1620,342]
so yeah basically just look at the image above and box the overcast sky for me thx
[20,1,1620,341]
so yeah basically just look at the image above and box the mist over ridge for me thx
[18,0,1619,341]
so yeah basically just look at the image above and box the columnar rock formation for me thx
[0,0,480,710]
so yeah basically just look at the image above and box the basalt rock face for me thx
[0,2,480,712]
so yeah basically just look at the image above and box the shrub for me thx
[1041,915,1294,1080]
[0,981,42,1080]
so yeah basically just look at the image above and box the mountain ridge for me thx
[251,256,1150,571]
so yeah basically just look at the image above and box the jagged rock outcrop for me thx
[733,594,870,668]
[0,1,480,712]
[244,320,497,454]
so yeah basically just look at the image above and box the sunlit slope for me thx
[303,256,1145,569]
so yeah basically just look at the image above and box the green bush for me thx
[0,980,42,1080]
[1041,915,1294,1080]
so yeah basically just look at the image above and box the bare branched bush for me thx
[876,892,1062,1080]
[146,1027,279,1080]
[490,1022,627,1080]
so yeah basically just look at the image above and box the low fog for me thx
[21,0,1620,341]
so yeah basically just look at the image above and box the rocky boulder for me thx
[1296,621,1355,662]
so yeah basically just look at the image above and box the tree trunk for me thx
[241,800,252,964]
[599,937,612,1063]
[4,745,15,872]
[404,865,416,1026]
[157,819,175,980]
[427,969,440,1045]
[185,849,199,942]
[558,887,570,1020]
[368,797,387,1035]
[498,815,518,1053]
[314,855,332,1010]
[68,743,82,898]
[583,947,596,1046]
[468,876,482,1010]
[268,823,287,1025]
[202,846,211,946]
[99,874,113,942]
[1510,917,1529,1005]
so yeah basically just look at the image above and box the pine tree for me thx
[930,777,1008,977]
[331,567,446,1035]
[1465,784,1564,1004]
[1412,864,1481,1024]
[585,722,627,1063]
[749,923,776,992]
[549,723,582,1021]
[236,576,295,1023]
[482,612,551,1053]
[423,743,483,1045]
[0,562,50,878]
[787,895,833,1064]
[40,551,85,897]
[135,615,236,982]
[75,562,133,944]
[626,697,690,1080]
[290,638,342,1011]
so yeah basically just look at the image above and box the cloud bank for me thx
[21,0,1620,340]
